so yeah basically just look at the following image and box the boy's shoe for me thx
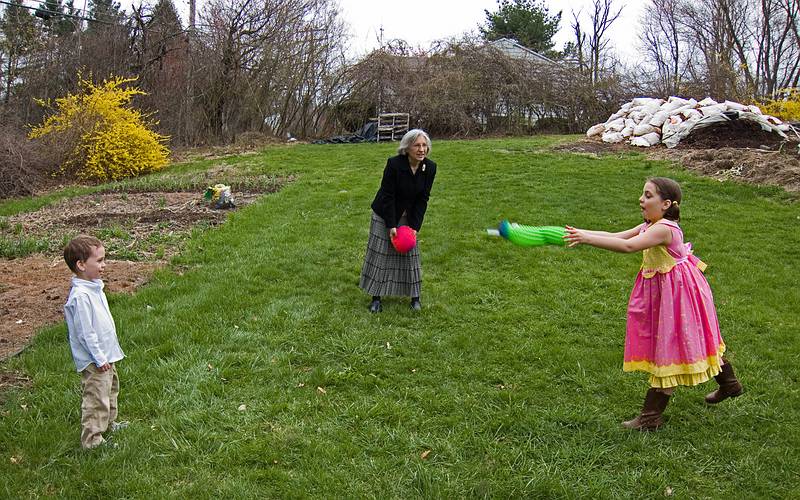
[410,299,422,311]
[84,437,106,450]
[85,436,117,450]
[110,421,129,432]
[100,436,119,449]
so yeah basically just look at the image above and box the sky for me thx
[102,0,644,62]
[336,0,646,62]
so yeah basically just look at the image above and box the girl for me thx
[564,177,743,430]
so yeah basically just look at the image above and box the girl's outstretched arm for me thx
[572,225,643,240]
[564,223,671,253]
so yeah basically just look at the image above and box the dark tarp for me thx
[313,121,378,144]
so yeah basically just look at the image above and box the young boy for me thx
[63,235,125,449]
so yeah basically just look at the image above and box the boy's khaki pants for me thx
[80,363,119,449]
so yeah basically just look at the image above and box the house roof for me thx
[488,38,556,65]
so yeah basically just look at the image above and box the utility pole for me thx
[184,0,196,143]
[377,25,384,115]
[188,0,195,33]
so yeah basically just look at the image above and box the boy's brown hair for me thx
[64,235,103,273]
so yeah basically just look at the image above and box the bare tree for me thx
[721,0,800,96]
[570,11,587,74]
[190,0,347,142]
[676,0,740,98]
[128,0,189,141]
[342,38,629,137]
[568,0,621,86]
[639,0,684,95]
[587,0,622,85]
[670,0,800,99]
[784,0,800,89]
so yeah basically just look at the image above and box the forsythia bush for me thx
[759,88,800,122]
[29,76,170,181]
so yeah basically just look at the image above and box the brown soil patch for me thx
[3,190,263,260]
[552,140,630,156]
[557,135,800,192]
[0,370,32,405]
[650,146,800,192]
[170,134,297,163]
[0,257,158,360]
[1,186,280,363]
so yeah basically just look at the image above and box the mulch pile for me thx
[674,121,795,150]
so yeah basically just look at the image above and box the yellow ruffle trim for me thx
[642,266,673,279]
[624,344,726,388]
[641,245,677,278]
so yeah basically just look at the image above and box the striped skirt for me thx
[359,211,422,297]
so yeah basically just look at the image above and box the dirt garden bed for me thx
[1,175,290,362]
[554,130,800,193]
[0,257,159,360]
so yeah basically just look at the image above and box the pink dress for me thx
[624,219,725,388]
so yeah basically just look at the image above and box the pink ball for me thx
[392,225,417,254]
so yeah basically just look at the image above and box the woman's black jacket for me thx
[370,154,437,231]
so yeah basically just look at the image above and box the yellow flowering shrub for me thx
[759,88,800,122]
[29,76,170,181]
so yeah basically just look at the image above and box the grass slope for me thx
[1,137,799,498]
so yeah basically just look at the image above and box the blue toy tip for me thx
[498,220,510,239]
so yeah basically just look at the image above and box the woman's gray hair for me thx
[397,129,432,155]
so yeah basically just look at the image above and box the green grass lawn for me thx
[1,136,799,498]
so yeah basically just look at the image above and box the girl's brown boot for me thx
[622,388,671,430]
[705,360,743,404]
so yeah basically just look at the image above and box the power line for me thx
[0,0,111,24]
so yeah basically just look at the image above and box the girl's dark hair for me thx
[648,177,682,221]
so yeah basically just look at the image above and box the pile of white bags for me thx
[586,96,796,148]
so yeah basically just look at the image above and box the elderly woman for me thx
[359,129,437,312]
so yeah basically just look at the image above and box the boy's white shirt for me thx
[64,277,124,372]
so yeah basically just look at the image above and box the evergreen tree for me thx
[34,0,76,35]
[1,0,38,103]
[59,0,78,35]
[88,0,123,28]
[151,0,182,32]
[149,0,183,62]
[480,0,561,55]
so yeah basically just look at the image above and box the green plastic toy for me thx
[497,220,566,247]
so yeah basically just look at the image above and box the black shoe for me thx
[410,299,421,311]
[369,300,382,313]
